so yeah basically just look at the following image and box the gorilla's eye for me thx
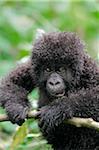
[45,68,51,72]
[59,67,65,72]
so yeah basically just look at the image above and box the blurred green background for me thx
[0,0,99,150]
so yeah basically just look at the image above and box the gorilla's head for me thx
[31,32,85,97]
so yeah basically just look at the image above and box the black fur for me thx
[0,32,99,149]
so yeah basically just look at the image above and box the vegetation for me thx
[0,0,99,149]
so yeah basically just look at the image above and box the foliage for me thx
[0,0,99,149]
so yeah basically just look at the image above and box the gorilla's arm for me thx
[0,60,35,125]
[68,87,99,120]
[39,86,99,133]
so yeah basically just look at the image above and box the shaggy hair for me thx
[0,32,99,149]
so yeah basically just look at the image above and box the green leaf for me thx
[10,123,28,150]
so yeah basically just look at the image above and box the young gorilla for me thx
[0,32,99,150]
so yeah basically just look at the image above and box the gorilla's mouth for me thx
[50,90,65,97]
[55,90,65,97]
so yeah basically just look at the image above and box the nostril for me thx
[49,81,54,86]
[49,81,61,86]
[55,81,60,85]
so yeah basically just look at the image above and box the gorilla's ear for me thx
[35,29,46,40]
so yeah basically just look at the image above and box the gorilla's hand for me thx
[38,99,73,135]
[5,102,29,126]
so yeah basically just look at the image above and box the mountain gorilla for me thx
[0,32,99,150]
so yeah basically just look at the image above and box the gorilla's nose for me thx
[47,73,64,90]
[46,73,65,97]
[48,73,62,87]
[48,80,61,86]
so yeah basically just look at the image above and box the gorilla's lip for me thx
[55,90,65,97]
[50,90,65,97]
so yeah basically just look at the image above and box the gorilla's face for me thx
[36,61,75,98]
[45,68,73,97]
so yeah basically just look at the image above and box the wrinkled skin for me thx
[0,32,99,149]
